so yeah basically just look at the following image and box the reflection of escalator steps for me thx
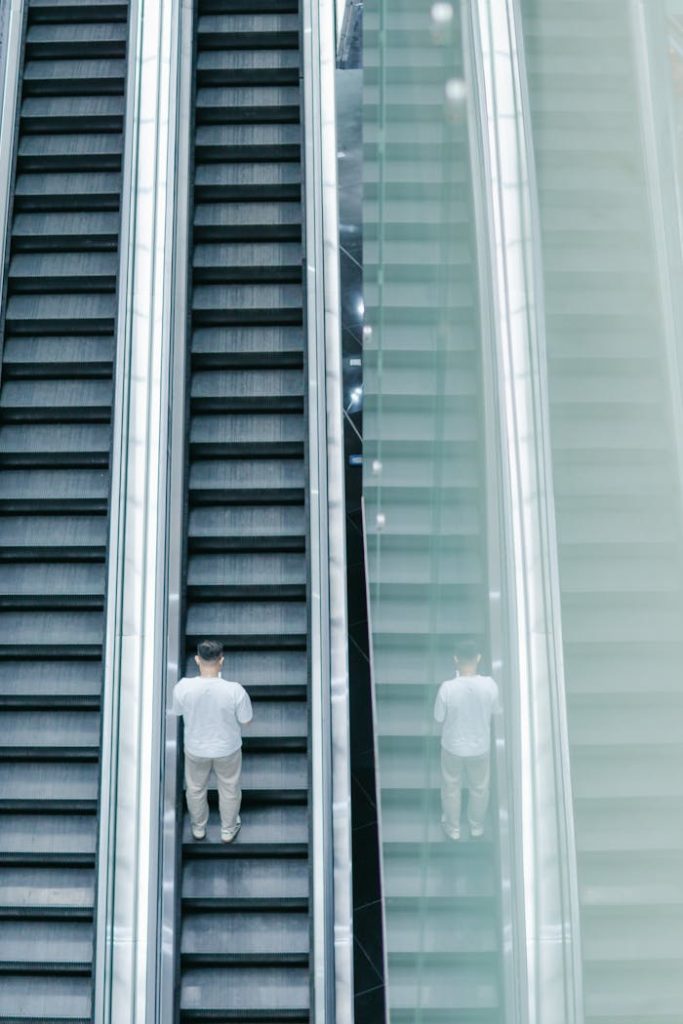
[522,3,683,1020]
[0,1,129,1016]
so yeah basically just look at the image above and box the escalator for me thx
[521,3,683,1021]
[174,2,311,1019]
[0,0,129,1020]
[363,5,505,1021]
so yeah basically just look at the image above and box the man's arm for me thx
[236,688,253,726]
[171,682,183,717]
[434,685,446,724]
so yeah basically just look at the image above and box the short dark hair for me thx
[197,639,223,662]
[454,638,481,663]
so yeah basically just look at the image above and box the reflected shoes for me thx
[191,824,207,841]
[221,817,241,844]
[441,816,460,841]
[470,825,484,839]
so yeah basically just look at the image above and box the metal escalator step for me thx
[0,661,101,701]
[0,762,98,808]
[183,855,307,901]
[182,804,307,846]
[190,414,304,457]
[182,911,308,959]
[0,815,96,859]
[187,552,305,597]
[0,380,111,419]
[0,609,103,654]
[189,458,305,504]
[0,711,100,749]
[193,203,301,242]
[192,284,303,326]
[22,58,126,96]
[12,209,119,246]
[197,14,299,49]
[20,95,125,135]
[29,0,129,19]
[4,294,116,334]
[14,171,122,211]
[195,161,301,201]
[25,22,127,60]
[195,123,300,161]
[0,561,104,606]
[188,505,304,552]
[197,49,300,86]
[193,242,302,282]
[0,976,91,1020]
[0,919,92,966]
[180,966,309,1017]
[2,336,113,376]
[0,424,110,466]
[191,369,303,408]
[0,866,93,911]
[0,469,109,512]
[196,86,299,124]
[186,600,307,646]
[9,252,118,291]
[192,326,303,367]
[16,133,123,173]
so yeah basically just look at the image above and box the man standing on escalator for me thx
[172,639,253,843]
[434,639,500,841]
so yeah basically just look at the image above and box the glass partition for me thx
[363,3,512,1020]
[519,2,683,1021]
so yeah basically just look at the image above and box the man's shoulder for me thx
[216,677,246,698]
[439,675,459,694]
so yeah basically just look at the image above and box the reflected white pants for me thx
[440,748,490,832]
[184,748,242,830]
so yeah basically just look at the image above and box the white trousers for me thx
[440,748,491,832]
[184,748,242,830]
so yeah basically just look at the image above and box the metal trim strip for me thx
[301,0,354,1018]
[464,0,585,1020]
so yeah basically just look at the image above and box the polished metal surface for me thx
[631,0,683,493]
[465,0,584,1021]
[157,1,194,1021]
[94,0,180,1020]
[0,0,24,318]
[301,0,354,1017]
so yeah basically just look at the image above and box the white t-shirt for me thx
[172,675,253,759]
[434,674,500,757]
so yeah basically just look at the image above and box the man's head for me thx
[195,639,224,673]
[454,638,482,674]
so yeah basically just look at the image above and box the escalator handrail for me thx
[463,1,585,1021]
[0,0,24,376]
[301,0,355,1017]
[156,0,195,1020]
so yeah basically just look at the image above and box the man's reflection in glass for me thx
[434,639,500,841]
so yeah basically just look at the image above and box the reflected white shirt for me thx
[172,675,253,758]
[434,674,500,757]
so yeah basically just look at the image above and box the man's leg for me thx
[465,752,491,835]
[184,752,212,831]
[213,748,242,833]
[440,748,464,836]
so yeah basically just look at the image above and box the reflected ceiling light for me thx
[431,2,454,44]
[445,78,467,122]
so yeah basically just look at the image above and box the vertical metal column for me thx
[464,0,585,1021]
[94,0,183,1019]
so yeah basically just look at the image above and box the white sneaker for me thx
[191,824,206,841]
[470,825,484,839]
[221,817,241,844]
[441,816,460,841]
